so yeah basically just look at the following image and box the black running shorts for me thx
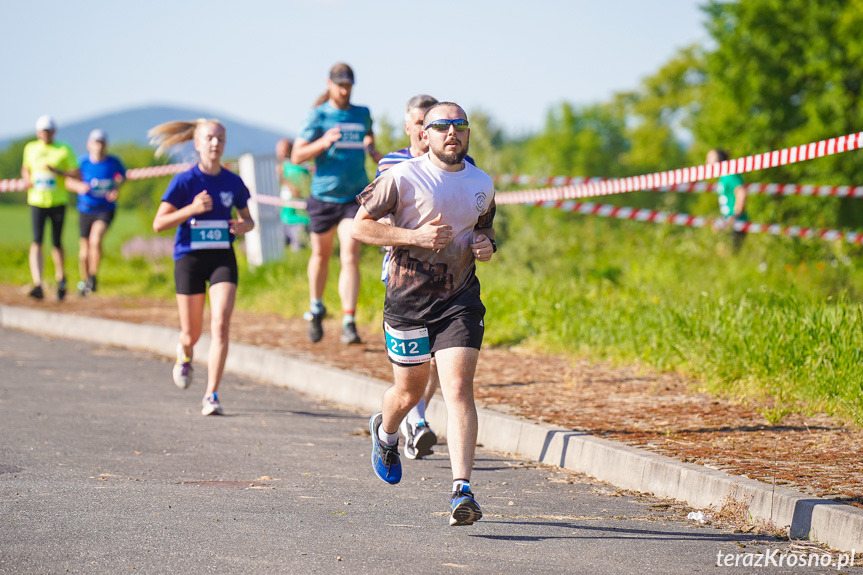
[79,210,115,238]
[30,205,66,247]
[174,249,238,295]
[306,196,360,234]
[383,305,486,367]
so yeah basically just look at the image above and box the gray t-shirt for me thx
[357,154,496,324]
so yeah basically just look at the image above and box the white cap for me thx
[35,115,56,132]
[88,129,108,143]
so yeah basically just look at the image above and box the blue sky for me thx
[0,0,707,141]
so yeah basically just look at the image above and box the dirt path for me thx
[3,283,860,508]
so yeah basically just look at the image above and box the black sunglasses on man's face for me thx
[424,119,469,132]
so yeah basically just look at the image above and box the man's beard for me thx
[433,139,469,166]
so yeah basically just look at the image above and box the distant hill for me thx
[0,105,289,159]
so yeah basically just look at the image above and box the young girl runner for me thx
[150,119,254,415]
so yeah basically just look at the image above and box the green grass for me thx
[480,206,863,424]
[2,202,863,425]
[235,248,387,326]
[0,205,176,297]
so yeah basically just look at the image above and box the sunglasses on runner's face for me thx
[424,119,470,132]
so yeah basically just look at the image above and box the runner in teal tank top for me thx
[291,63,382,345]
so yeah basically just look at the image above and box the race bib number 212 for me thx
[384,323,431,365]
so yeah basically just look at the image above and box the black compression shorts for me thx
[383,305,485,367]
[30,205,66,247]
[79,210,115,238]
[174,249,238,295]
[306,196,360,234]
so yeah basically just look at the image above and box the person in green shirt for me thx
[20,116,80,300]
[275,138,310,252]
[707,148,748,253]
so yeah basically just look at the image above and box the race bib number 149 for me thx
[190,219,230,250]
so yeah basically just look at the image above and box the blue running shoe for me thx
[369,412,401,484]
[450,485,482,526]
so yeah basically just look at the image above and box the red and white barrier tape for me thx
[249,194,307,210]
[496,176,863,199]
[495,175,603,187]
[4,130,862,214]
[658,182,863,198]
[125,163,192,180]
[496,196,863,245]
[1,160,308,210]
[495,131,863,203]
[0,162,192,193]
[6,128,862,200]
[0,178,26,193]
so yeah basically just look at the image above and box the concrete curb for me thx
[3,303,862,553]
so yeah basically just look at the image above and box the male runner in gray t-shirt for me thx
[353,102,496,526]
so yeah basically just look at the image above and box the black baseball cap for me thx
[329,63,355,85]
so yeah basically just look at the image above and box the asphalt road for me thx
[1,328,857,574]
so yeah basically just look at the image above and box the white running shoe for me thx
[172,344,193,389]
[399,418,412,441]
[399,419,417,459]
[172,360,192,389]
[411,422,437,458]
[201,393,223,416]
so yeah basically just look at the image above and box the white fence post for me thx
[238,154,282,268]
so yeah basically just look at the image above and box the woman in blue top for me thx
[150,119,255,416]
[67,129,126,296]
[291,63,382,346]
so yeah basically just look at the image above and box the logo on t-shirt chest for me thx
[219,191,234,208]
[474,191,487,212]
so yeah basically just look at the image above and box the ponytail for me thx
[313,91,329,107]
[148,118,225,158]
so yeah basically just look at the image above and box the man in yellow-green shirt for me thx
[20,116,80,300]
